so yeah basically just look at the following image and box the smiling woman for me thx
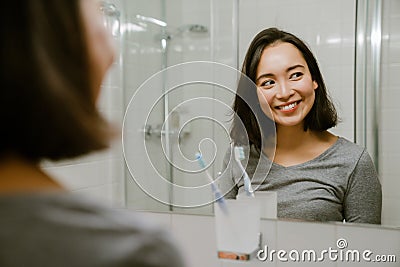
[218,28,382,224]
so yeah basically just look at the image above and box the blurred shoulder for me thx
[0,193,186,267]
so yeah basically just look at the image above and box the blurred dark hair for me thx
[231,28,338,149]
[0,1,111,161]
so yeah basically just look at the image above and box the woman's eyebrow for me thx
[287,64,305,72]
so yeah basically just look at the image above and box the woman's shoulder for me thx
[0,192,185,266]
[50,193,169,234]
[321,136,372,169]
[0,192,168,235]
[334,136,366,155]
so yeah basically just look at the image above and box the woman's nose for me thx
[276,82,294,99]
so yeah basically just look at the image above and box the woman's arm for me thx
[343,150,382,224]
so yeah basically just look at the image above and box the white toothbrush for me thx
[234,146,255,197]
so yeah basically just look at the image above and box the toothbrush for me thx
[195,152,228,214]
[234,146,255,197]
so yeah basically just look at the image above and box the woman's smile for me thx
[275,100,301,113]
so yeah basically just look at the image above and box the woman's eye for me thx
[290,72,303,80]
[260,80,275,88]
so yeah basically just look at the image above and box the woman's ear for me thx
[313,80,318,90]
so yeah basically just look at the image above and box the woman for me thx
[0,1,185,266]
[219,28,381,224]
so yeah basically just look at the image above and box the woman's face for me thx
[80,0,116,100]
[255,42,318,128]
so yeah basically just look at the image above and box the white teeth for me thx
[281,102,297,110]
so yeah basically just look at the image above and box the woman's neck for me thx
[266,124,337,167]
[0,154,64,194]
[275,124,313,149]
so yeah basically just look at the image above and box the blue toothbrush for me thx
[195,152,228,214]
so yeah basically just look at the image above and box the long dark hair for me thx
[0,1,111,161]
[231,28,338,149]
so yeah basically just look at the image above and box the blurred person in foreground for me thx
[0,1,185,266]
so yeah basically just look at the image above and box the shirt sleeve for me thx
[343,149,382,224]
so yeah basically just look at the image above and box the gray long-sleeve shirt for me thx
[218,137,382,224]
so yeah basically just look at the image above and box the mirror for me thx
[118,0,400,227]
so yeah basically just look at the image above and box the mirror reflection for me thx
[45,0,398,228]
[217,27,381,224]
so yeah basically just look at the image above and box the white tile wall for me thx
[275,220,337,266]
[380,0,400,227]
[171,214,220,267]
[136,211,172,229]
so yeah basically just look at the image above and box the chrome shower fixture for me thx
[135,15,167,27]
[154,24,208,41]
[178,24,208,34]
[99,1,120,18]
[99,1,120,36]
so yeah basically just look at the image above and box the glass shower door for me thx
[122,0,232,214]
